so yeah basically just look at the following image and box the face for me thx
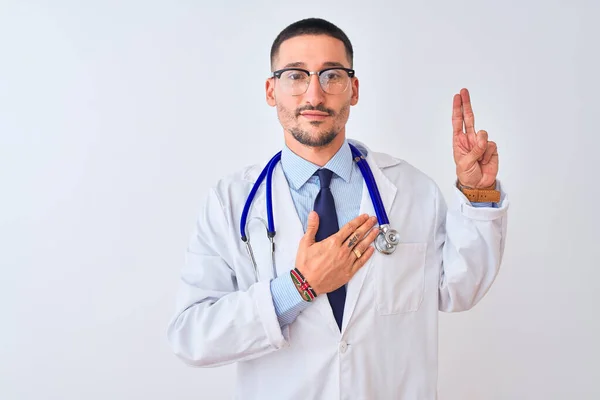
[266,35,359,148]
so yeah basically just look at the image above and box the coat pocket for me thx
[374,242,428,315]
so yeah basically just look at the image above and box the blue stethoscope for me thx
[240,143,400,281]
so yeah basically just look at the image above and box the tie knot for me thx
[317,168,334,189]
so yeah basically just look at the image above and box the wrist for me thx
[290,268,317,302]
[456,179,500,203]
[457,179,496,190]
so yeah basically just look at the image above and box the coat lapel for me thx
[244,161,305,282]
[341,147,398,334]
[270,163,306,279]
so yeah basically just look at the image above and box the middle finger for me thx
[460,88,476,138]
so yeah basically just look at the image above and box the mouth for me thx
[300,112,330,121]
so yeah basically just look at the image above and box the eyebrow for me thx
[281,61,347,69]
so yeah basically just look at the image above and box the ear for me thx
[266,77,276,107]
[350,76,359,106]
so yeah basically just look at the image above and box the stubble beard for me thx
[278,102,350,148]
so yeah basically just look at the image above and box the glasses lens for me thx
[279,69,310,95]
[319,69,350,94]
[276,68,351,95]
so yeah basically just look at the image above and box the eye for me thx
[281,70,308,81]
[323,70,343,81]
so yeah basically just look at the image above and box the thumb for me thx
[303,211,319,246]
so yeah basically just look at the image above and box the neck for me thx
[284,129,347,167]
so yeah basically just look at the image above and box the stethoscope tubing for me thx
[348,143,390,226]
[265,152,281,237]
[240,151,281,242]
[240,144,390,243]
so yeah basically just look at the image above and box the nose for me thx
[302,74,326,106]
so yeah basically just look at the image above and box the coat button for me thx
[339,341,348,353]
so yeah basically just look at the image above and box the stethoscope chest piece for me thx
[375,224,400,254]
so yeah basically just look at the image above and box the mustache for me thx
[295,104,334,117]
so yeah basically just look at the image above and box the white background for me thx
[1,1,598,399]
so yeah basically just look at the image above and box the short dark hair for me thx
[270,18,354,71]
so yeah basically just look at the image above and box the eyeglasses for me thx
[272,67,355,96]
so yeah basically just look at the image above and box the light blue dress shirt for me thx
[269,140,495,327]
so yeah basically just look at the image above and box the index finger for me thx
[334,214,370,244]
[460,88,476,136]
[452,94,463,137]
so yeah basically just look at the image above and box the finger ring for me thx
[353,248,362,259]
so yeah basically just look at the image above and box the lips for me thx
[301,111,329,116]
[300,111,330,120]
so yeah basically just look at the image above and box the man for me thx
[167,18,508,399]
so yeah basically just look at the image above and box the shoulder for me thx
[365,145,440,191]
[207,160,266,206]
[368,148,445,216]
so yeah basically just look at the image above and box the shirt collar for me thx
[281,139,354,190]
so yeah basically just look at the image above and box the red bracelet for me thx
[290,268,317,302]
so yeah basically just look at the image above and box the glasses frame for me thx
[272,67,356,96]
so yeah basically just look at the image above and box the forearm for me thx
[167,279,289,367]
[437,181,509,312]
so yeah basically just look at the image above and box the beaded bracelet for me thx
[290,268,317,302]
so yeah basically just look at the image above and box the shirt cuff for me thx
[464,181,503,208]
[270,271,312,327]
[471,201,496,208]
[454,179,509,221]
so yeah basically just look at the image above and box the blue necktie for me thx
[314,168,346,330]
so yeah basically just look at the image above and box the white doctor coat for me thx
[166,140,509,399]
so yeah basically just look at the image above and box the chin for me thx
[289,126,338,148]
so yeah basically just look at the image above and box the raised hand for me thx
[452,88,499,188]
[295,212,378,296]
